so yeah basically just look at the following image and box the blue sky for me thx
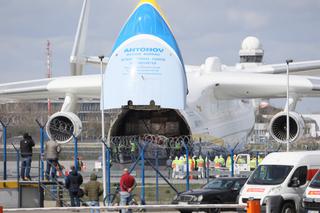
[1,0,320,112]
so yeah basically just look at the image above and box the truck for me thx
[234,154,251,176]
[303,169,320,212]
[233,153,262,176]
[238,151,320,212]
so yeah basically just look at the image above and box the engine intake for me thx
[269,111,305,143]
[46,112,82,144]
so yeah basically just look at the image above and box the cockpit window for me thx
[247,165,293,185]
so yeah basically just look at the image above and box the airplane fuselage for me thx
[181,67,255,148]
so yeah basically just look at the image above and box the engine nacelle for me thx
[269,111,305,143]
[46,112,82,144]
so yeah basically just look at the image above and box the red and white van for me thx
[303,170,320,212]
[238,151,320,212]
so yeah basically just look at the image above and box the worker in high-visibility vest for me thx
[192,156,196,171]
[178,156,185,179]
[214,156,221,177]
[175,142,181,156]
[250,157,257,170]
[218,155,225,167]
[130,140,137,162]
[258,156,263,165]
[188,156,194,179]
[226,155,231,169]
[214,156,220,168]
[171,156,179,179]
[197,156,205,178]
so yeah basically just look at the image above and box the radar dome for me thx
[239,36,264,63]
[241,36,262,50]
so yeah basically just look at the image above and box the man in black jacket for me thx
[20,133,35,181]
[65,166,83,207]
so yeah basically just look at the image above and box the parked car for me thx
[172,177,247,213]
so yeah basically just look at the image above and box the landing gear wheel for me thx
[281,202,296,213]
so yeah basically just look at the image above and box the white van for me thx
[238,151,320,212]
[303,170,320,212]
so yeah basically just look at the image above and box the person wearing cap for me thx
[119,168,136,213]
[84,173,103,213]
[20,133,35,181]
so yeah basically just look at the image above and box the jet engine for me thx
[269,111,305,143]
[46,112,82,144]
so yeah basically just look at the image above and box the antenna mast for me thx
[46,40,52,117]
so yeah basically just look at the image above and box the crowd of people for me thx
[18,132,137,212]
[169,155,206,179]
[168,153,265,179]
[19,133,102,210]
[168,154,230,179]
[17,131,264,212]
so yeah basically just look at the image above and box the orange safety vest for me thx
[188,159,194,171]
[214,162,221,168]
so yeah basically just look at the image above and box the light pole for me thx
[286,59,293,152]
[99,55,107,198]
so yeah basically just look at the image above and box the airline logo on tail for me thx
[103,0,188,109]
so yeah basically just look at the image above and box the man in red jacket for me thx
[119,168,136,213]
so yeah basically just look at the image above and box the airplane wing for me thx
[185,64,320,102]
[2,70,320,103]
[0,75,100,102]
[237,60,320,76]
[211,72,320,99]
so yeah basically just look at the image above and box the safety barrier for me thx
[0,200,269,212]
[3,203,248,212]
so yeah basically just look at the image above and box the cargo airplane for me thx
[1,0,320,151]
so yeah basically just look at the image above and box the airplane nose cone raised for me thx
[103,0,188,110]
[112,0,181,59]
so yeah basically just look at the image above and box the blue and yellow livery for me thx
[103,0,188,110]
